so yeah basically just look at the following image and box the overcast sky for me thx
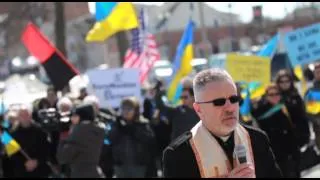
[133,2,306,23]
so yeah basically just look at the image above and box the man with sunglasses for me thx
[163,68,282,178]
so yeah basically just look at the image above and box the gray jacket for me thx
[57,121,105,178]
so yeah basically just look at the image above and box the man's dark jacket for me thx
[163,125,282,178]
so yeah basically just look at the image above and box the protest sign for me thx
[226,53,271,85]
[284,23,320,66]
[86,68,141,108]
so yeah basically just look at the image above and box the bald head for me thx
[193,68,234,101]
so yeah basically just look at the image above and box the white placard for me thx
[86,68,141,108]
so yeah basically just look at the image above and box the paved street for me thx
[302,164,320,178]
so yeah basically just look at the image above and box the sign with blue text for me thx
[86,68,141,108]
[284,23,320,66]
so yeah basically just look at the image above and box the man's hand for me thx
[25,159,38,172]
[226,163,255,178]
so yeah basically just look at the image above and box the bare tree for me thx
[0,2,47,59]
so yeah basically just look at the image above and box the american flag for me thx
[123,8,160,84]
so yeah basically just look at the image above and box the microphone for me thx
[234,144,247,164]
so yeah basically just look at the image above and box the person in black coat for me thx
[155,77,199,142]
[8,105,51,178]
[163,68,282,178]
[143,81,171,177]
[163,126,282,178]
[251,84,300,178]
[275,69,310,148]
[108,97,155,178]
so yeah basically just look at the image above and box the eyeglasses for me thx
[196,95,241,106]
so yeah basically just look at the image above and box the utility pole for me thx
[228,3,235,52]
[54,2,69,94]
[54,2,67,56]
[116,31,128,66]
[198,2,211,58]
[198,2,208,44]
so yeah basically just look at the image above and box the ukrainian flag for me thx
[167,20,194,103]
[305,90,320,115]
[1,130,21,156]
[256,34,278,58]
[240,88,252,122]
[241,82,266,100]
[86,2,139,42]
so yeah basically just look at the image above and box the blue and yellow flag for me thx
[1,130,21,156]
[241,81,266,100]
[167,20,194,104]
[240,88,252,122]
[305,90,320,115]
[256,34,278,58]
[86,2,139,42]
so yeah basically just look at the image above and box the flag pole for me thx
[19,148,32,160]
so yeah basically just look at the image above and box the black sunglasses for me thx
[196,95,241,106]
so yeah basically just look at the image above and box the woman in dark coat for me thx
[252,84,300,178]
[275,69,310,148]
[57,104,105,178]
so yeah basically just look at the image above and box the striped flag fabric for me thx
[21,22,79,91]
[123,8,160,84]
[1,130,21,156]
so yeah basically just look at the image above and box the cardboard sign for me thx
[226,54,271,85]
[86,68,141,108]
[284,23,320,66]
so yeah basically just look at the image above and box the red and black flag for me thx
[21,22,79,91]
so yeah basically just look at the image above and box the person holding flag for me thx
[275,69,310,148]
[3,105,51,178]
[251,84,300,177]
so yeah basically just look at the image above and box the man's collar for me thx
[211,131,234,144]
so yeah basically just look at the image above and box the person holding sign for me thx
[251,84,301,177]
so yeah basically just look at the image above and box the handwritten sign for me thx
[86,68,141,108]
[284,23,320,66]
[226,54,271,85]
